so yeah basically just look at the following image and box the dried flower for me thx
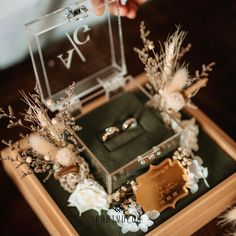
[134,22,214,115]
[0,82,84,180]
[55,147,77,167]
[28,133,59,161]
[68,178,109,215]
[218,206,236,229]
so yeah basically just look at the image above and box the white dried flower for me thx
[180,118,199,152]
[187,159,209,193]
[138,214,154,233]
[28,133,58,160]
[145,210,160,220]
[162,28,187,84]
[59,172,82,193]
[160,90,185,112]
[55,147,77,167]
[218,206,236,228]
[68,178,109,215]
[115,216,139,234]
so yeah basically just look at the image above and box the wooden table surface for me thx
[0,0,235,235]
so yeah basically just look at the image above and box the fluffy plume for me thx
[161,28,187,84]
[166,67,188,93]
[28,133,59,160]
[218,206,236,229]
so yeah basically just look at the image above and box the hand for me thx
[118,0,147,19]
[91,0,146,19]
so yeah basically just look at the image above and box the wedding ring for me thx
[122,118,137,131]
[102,126,120,142]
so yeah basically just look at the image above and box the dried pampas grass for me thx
[218,205,236,235]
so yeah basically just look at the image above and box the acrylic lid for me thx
[25,0,126,111]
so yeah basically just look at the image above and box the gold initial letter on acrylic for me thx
[57,25,91,69]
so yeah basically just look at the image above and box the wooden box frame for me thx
[1,74,236,236]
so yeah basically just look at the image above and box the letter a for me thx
[57,48,75,69]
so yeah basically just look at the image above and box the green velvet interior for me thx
[77,92,174,173]
[36,91,236,236]
[38,126,236,236]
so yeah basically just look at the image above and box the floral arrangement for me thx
[105,23,213,233]
[134,22,213,188]
[0,22,214,235]
[0,83,109,214]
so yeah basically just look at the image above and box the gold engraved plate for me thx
[135,158,189,213]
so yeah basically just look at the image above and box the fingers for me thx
[126,1,138,19]
[91,0,146,18]
[91,0,105,16]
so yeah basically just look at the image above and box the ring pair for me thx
[102,118,137,142]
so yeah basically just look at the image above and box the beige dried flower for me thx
[0,82,85,180]
[55,147,78,167]
[135,22,214,114]
[28,133,59,161]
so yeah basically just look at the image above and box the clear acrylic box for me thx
[25,0,181,194]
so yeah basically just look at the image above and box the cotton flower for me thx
[68,178,109,215]
[55,147,78,167]
[28,133,58,160]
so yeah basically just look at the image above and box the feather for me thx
[218,206,236,229]
[166,67,188,93]
[161,28,187,84]
[28,133,58,160]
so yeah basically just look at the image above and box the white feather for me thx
[218,206,236,229]
[166,67,188,93]
[28,133,58,160]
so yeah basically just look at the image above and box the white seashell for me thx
[28,133,58,160]
[68,178,109,216]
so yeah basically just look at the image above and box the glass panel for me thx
[25,0,126,111]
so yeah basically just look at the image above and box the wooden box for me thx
[1,73,236,236]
